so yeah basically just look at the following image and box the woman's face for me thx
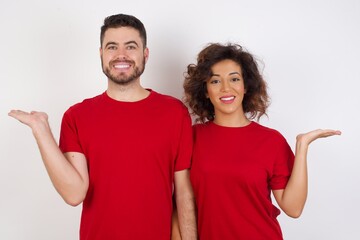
[206,59,246,120]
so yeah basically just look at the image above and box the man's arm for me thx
[174,169,197,240]
[171,200,182,240]
[9,110,89,206]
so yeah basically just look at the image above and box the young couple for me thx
[9,14,340,240]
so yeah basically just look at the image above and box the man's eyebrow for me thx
[125,40,139,47]
[104,41,118,48]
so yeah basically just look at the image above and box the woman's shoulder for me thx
[252,122,287,142]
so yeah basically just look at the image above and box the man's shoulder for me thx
[151,90,186,108]
[65,93,104,114]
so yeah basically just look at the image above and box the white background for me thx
[1,0,359,239]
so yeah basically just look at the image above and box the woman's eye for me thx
[231,78,240,82]
[210,80,220,84]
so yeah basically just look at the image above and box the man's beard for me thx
[102,58,146,85]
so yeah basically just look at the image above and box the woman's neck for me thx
[213,114,250,127]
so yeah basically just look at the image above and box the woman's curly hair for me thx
[183,43,270,123]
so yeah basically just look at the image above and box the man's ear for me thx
[99,47,103,57]
[144,48,149,63]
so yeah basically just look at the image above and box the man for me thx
[9,14,197,240]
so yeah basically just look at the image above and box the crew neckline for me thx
[209,120,256,130]
[102,89,155,105]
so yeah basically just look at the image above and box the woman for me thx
[179,43,341,239]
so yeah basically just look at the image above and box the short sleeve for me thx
[174,106,193,171]
[269,136,295,190]
[59,109,83,154]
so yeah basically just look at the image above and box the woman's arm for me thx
[273,129,341,218]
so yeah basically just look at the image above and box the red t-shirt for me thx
[59,90,192,240]
[190,121,294,240]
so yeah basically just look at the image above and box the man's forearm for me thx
[176,192,197,239]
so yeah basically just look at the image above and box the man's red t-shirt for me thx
[60,90,192,239]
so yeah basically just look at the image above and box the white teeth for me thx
[220,96,235,101]
[114,64,130,69]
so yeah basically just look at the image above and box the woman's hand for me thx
[296,129,341,146]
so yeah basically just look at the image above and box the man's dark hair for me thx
[100,14,147,48]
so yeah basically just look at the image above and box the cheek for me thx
[205,88,209,98]
[237,84,246,93]
[102,54,112,63]
[241,87,246,94]
[206,85,214,99]
[131,54,143,65]
[206,90,218,105]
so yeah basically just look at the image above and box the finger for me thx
[325,130,342,135]
[316,129,342,139]
[9,109,29,115]
[321,129,341,135]
[8,110,31,123]
[8,110,24,118]
[299,129,341,144]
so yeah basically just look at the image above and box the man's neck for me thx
[106,80,150,102]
